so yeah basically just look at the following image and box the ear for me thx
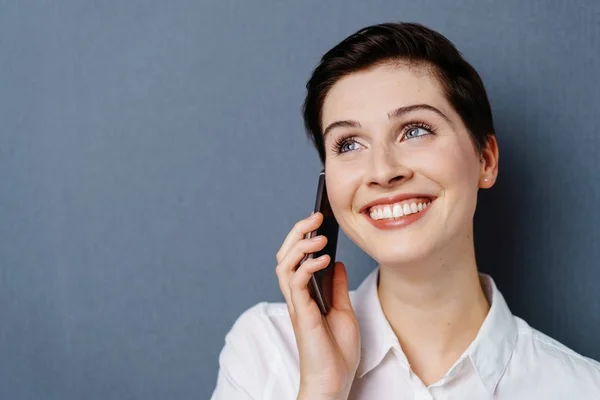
[478,135,499,189]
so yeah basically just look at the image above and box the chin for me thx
[365,241,436,268]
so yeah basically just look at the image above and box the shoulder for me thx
[212,302,299,399]
[223,301,295,349]
[219,302,298,377]
[220,301,297,365]
[514,317,600,372]
[510,316,600,392]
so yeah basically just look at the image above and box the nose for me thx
[365,145,413,188]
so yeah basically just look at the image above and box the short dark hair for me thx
[302,22,495,164]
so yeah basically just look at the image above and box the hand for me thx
[275,212,361,400]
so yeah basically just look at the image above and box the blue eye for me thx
[404,126,431,140]
[333,136,362,154]
[332,122,435,155]
[340,140,360,153]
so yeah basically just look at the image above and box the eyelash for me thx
[331,120,436,155]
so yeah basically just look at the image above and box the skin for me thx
[276,62,499,400]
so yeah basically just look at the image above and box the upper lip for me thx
[359,193,436,213]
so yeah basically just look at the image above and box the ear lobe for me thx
[479,175,495,189]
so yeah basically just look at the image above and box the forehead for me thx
[321,64,453,127]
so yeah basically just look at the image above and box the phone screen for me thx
[303,170,339,315]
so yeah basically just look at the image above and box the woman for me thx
[211,22,600,399]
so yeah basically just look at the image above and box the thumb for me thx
[331,262,353,311]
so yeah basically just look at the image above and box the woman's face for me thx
[321,63,496,267]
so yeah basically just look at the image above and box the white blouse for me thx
[211,268,600,399]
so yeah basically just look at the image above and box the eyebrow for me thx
[322,103,452,138]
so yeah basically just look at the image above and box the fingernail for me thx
[310,235,322,242]
[309,213,318,219]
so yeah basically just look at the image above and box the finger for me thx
[331,262,353,312]
[283,255,329,324]
[276,212,323,264]
[289,254,330,324]
[276,235,328,306]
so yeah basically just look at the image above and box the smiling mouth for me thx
[366,198,433,221]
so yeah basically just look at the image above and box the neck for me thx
[377,232,489,385]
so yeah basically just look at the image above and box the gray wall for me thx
[1,1,599,399]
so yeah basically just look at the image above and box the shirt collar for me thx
[352,267,403,379]
[467,272,518,393]
[351,267,518,394]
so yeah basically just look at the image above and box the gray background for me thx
[1,1,599,399]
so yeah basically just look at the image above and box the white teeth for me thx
[382,206,393,219]
[368,200,432,221]
[392,204,403,218]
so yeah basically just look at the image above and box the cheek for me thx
[415,139,480,188]
[325,167,358,213]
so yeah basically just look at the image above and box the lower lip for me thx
[363,201,433,230]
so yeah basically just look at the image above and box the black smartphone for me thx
[300,169,340,315]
